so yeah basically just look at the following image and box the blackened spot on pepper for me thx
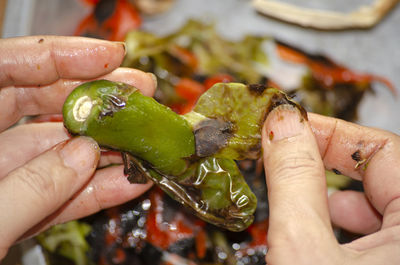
[194,118,234,157]
[99,94,126,118]
[351,150,362,162]
[122,152,149,184]
[266,92,308,121]
[332,168,342,175]
[248,84,267,95]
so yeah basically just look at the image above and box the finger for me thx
[345,225,400,251]
[329,190,382,234]
[309,113,400,214]
[98,151,123,168]
[0,36,125,87]
[262,105,339,264]
[0,123,69,178]
[309,113,394,181]
[0,123,126,179]
[0,137,99,257]
[350,241,400,265]
[0,67,157,131]
[101,67,156,97]
[24,166,153,237]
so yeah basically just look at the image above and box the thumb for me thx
[0,136,99,258]
[262,105,338,263]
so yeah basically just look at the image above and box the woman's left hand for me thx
[0,36,156,259]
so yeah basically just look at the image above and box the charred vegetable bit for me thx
[63,80,304,231]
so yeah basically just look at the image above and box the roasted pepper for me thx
[63,80,305,231]
[63,80,194,176]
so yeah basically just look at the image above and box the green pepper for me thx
[63,80,305,231]
[63,80,195,176]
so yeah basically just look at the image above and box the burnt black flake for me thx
[332,168,342,175]
[266,92,308,121]
[122,152,149,184]
[99,94,126,118]
[248,84,267,95]
[351,150,362,162]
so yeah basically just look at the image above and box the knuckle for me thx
[383,199,400,228]
[269,151,323,183]
[12,153,78,206]
[16,164,58,203]
[92,183,104,212]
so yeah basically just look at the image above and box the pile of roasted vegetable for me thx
[36,1,394,265]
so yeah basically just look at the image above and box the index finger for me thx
[309,113,400,214]
[0,36,125,87]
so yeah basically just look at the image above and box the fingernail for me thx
[114,41,127,56]
[58,137,100,177]
[147,72,158,88]
[265,105,306,142]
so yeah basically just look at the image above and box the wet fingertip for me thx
[147,72,158,89]
[264,104,306,142]
[114,41,127,56]
[58,137,100,177]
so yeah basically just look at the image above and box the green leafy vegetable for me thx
[37,221,92,265]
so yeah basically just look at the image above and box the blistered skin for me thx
[146,156,257,231]
[63,80,304,231]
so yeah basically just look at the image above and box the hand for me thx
[262,106,400,264]
[0,36,157,259]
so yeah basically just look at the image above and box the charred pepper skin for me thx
[63,80,195,176]
[145,156,257,232]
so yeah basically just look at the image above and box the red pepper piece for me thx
[80,0,100,5]
[204,73,234,90]
[75,0,141,41]
[276,42,396,96]
[169,45,198,69]
[146,188,195,250]
[174,78,205,114]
